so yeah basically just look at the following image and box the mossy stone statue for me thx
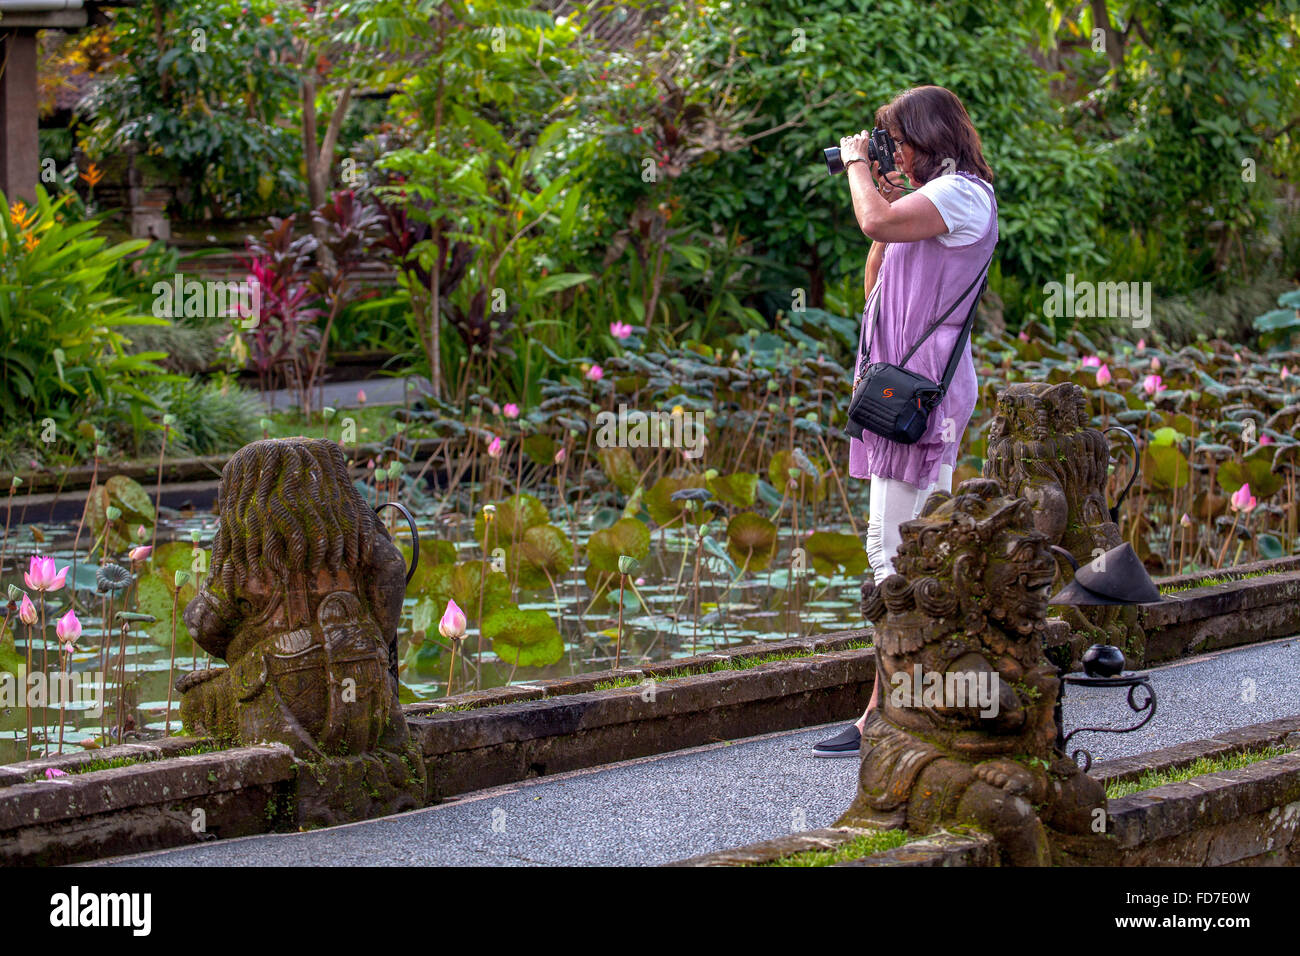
[983,381,1145,666]
[837,478,1110,866]
[177,438,426,824]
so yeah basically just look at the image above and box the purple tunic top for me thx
[848,172,997,488]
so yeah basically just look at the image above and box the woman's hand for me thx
[839,130,871,166]
[870,160,906,204]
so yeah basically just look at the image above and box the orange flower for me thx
[23,232,39,252]
[80,163,104,188]
[8,201,36,229]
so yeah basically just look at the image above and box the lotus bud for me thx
[439,599,467,641]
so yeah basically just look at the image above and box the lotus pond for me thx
[2,313,1299,763]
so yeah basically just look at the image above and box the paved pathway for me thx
[98,635,1300,867]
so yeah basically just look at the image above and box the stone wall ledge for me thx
[668,826,996,867]
[0,735,212,789]
[1089,715,1300,788]
[0,744,295,833]
[407,648,875,759]
[1107,751,1300,850]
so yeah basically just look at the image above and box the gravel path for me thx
[98,635,1300,867]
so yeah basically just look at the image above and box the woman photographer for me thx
[813,85,998,757]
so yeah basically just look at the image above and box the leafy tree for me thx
[79,0,303,219]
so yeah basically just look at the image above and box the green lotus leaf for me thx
[597,445,642,495]
[726,512,779,571]
[473,493,549,542]
[707,472,758,508]
[484,607,564,668]
[1141,443,1190,490]
[508,524,574,591]
[644,475,708,527]
[803,531,870,576]
[1217,446,1285,499]
[416,562,512,624]
[587,518,650,573]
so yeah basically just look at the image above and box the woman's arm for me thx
[847,162,948,243]
[864,239,886,301]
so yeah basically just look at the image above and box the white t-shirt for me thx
[914,173,994,247]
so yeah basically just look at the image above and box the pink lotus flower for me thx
[1018,330,1030,342]
[1233,352,1242,363]
[45,768,67,779]
[1080,356,1101,368]
[1261,434,1274,445]
[1096,364,1112,387]
[487,436,503,458]
[610,321,633,340]
[129,545,153,563]
[1230,483,1256,512]
[23,556,67,593]
[586,364,604,381]
[357,389,367,404]
[1150,356,1161,371]
[55,609,81,648]
[1282,366,1291,381]
[553,448,567,464]
[503,403,520,419]
[18,593,36,625]
[1137,338,1146,350]
[1142,374,1165,396]
[438,599,467,641]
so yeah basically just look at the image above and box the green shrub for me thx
[0,187,174,450]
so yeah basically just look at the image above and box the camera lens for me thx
[824,146,845,176]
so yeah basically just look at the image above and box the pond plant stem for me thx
[615,571,626,669]
[165,587,181,737]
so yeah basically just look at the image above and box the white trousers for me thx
[865,464,954,583]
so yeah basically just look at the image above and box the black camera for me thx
[824,127,896,176]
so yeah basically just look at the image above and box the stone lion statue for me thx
[982,381,1144,665]
[836,478,1109,866]
[178,439,421,805]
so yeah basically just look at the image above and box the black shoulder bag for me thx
[844,248,994,444]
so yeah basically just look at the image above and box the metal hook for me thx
[1103,425,1139,525]
[375,500,419,585]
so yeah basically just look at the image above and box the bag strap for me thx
[857,246,994,378]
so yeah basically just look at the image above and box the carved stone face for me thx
[983,381,1122,560]
[985,528,1058,635]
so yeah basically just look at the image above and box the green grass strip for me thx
[1105,745,1292,799]
[756,829,911,867]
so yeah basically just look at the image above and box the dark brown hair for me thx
[875,86,994,186]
